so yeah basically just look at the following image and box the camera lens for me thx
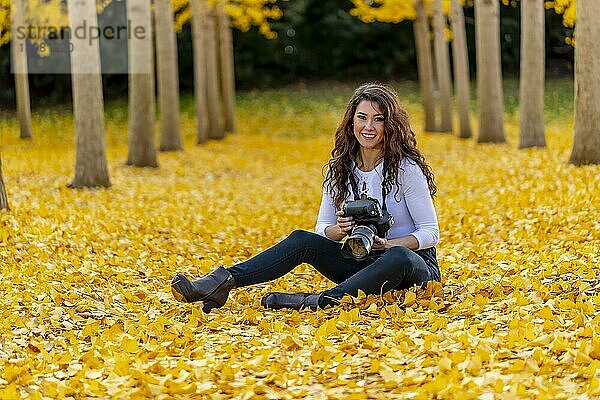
[341,225,377,260]
[346,237,369,259]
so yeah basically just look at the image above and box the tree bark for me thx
[205,4,225,139]
[127,0,158,167]
[155,0,183,151]
[432,0,453,132]
[11,0,32,140]
[0,155,9,210]
[519,0,545,148]
[191,0,209,144]
[217,3,236,133]
[68,0,110,188]
[413,0,436,132]
[450,0,472,139]
[475,0,505,143]
[569,0,600,165]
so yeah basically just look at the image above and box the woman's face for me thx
[353,100,385,152]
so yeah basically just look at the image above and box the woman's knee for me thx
[383,246,414,262]
[287,229,325,244]
[284,230,339,264]
[384,246,431,284]
[282,230,325,252]
[382,246,429,273]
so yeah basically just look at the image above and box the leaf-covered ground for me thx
[0,81,599,399]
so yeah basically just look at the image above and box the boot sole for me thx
[171,275,191,303]
[202,300,220,313]
[171,285,187,303]
[171,270,234,311]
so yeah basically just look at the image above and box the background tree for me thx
[0,0,581,105]
[10,0,32,139]
[191,0,209,144]
[0,155,8,210]
[177,0,281,143]
[413,0,436,131]
[431,0,452,132]
[174,0,282,38]
[126,0,158,167]
[569,0,600,164]
[218,2,236,133]
[450,0,472,138]
[155,0,183,151]
[68,0,110,188]
[475,0,505,143]
[206,3,225,139]
[349,0,441,131]
[519,0,545,148]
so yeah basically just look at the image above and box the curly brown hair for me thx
[324,83,437,209]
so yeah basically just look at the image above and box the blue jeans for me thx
[227,230,440,308]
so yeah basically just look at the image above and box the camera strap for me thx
[349,156,389,211]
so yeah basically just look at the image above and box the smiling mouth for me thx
[361,133,377,139]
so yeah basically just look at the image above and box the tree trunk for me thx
[127,0,158,167]
[569,0,600,165]
[191,0,209,144]
[0,155,9,211]
[217,3,236,133]
[413,0,436,132]
[205,4,225,139]
[432,0,453,132]
[155,0,183,151]
[519,0,545,148]
[68,0,110,188]
[450,0,472,139]
[11,0,32,140]
[475,0,505,143]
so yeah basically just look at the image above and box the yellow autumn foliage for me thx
[351,0,577,47]
[0,0,68,50]
[172,0,282,38]
[0,0,280,49]
[546,0,576,28]
[349,0,456,24]
[0,0,9,46]
[0,82,599,398]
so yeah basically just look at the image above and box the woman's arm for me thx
[324,224,347,242]
[316,181,355,241]
[315,184,341,240]
[372,161,438,252]
[372,234,419,251]
[401,161,439,250]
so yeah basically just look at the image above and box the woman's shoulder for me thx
[398,157,427,181]
[399,157,420,171]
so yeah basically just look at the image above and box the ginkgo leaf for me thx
[0,84,597,398]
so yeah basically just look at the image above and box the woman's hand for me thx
[372,236,388,251]
[335,210,355,235]
[324,210,355,241]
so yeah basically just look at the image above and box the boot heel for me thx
[171,274,191,303]
[171,267,235,311]
[171,286,186,303]
[202,300,220,313]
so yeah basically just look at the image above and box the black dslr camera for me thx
[340,197,394,260]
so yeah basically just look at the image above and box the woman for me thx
[171,83,440,312]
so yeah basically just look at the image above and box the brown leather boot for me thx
[171,266,236,313]
[261,292,321,311]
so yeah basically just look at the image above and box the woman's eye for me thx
[356,115,366,120]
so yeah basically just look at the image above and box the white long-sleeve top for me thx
[315,158,439,250]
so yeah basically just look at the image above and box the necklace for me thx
[357,154,384,172]
[360,177,368,199]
